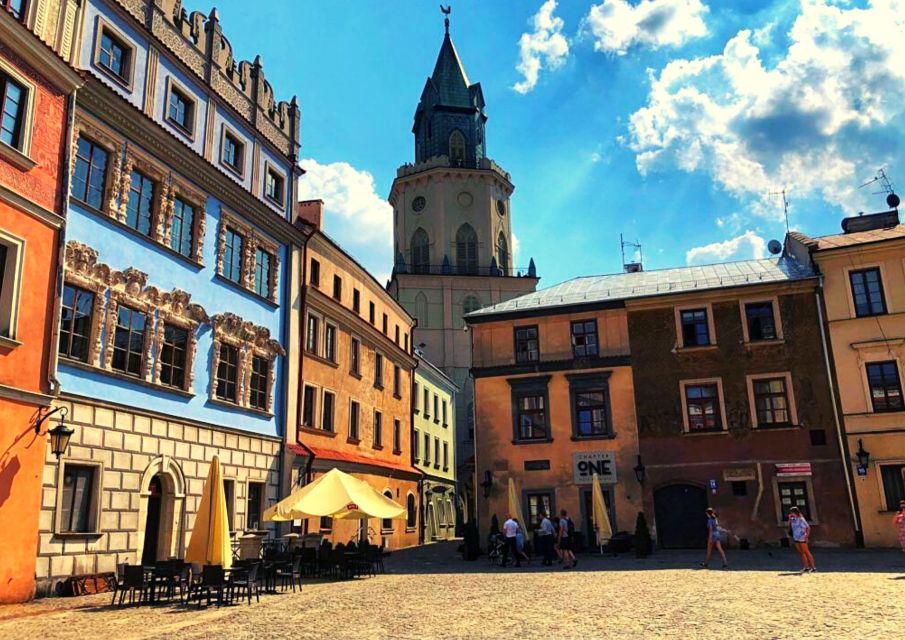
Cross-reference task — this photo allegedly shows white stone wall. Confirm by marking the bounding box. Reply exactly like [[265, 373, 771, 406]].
[[36, 397, 281, 592]]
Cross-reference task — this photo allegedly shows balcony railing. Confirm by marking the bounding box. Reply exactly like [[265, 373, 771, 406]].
[[394, 262, 537, 278]]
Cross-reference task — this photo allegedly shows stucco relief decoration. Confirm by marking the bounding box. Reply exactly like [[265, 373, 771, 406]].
[[159, 174, 176, 244], [70, 118, 123, 218], [102, 267, 154, 378], [153, 288, 209, 392], [63, 241, 115, 366], [217, 209, 280, 302], [210, 312, 284, 412]]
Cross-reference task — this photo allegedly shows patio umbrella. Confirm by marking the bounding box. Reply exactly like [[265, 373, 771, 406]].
[[262, 468, 405, 522], [185, 455, 232, 569], [592, 472, 613, 552], [507, 478, 527, 537]]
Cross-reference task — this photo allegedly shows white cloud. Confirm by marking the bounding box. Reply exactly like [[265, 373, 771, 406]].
[[513, 0, 570, 94], [686, 230, 766, 265], [511, 231, 521, 266], [628, 0, 905, 216], [297, 158, 393, 281], [583, 0, 709, 55]]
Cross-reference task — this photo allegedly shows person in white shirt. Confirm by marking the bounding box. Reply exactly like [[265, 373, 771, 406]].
[[537, 511, 555, 566], [502, 515, 521, 567]]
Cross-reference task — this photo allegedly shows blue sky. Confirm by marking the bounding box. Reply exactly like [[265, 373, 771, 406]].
[[214, 0, 905, 286]]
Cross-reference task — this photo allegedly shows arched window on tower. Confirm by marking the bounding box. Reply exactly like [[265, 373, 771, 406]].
[[462, 295, 481, 316], [411, 228, 430, 274], [497, 232, 509, 275], [456, 224, 478, 275], [449, 130, 466, 165], [415, 292, 429, 329]]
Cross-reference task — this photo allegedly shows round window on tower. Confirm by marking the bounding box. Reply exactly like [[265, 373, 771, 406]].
[[457, 192, 473, 208], [412, 196, 426, 213], [496, 199, 506, 216]]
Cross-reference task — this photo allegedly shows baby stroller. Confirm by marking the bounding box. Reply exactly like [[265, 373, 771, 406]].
[[487, 533, 507, 567]]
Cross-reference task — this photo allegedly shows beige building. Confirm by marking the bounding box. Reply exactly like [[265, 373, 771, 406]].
[[414, 354, 458, 540]]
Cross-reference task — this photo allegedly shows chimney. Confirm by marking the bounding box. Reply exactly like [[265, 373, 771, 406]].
[[841, 209, 899, 234], [295, 199, 324, 230]]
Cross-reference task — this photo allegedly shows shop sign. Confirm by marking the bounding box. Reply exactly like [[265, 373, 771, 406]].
[[723, 468, 756, 481], [776, 463, 811, 477], [573, 451, 616, 485]]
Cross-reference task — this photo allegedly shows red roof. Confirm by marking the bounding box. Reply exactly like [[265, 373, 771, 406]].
[[286, 444, 421, 475]]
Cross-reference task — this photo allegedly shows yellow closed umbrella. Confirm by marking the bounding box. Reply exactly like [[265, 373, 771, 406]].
[[592, 472, 613, 552], [185, 455, 232, 569], [507, 478, 527, 535], [263, 468, 405, 522]]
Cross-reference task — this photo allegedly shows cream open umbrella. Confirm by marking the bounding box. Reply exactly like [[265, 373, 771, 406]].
[[592, 472, 613, 552], [185, 455, 232, 569], [263, 468, 405, 522], [507, 478, 527, 537]]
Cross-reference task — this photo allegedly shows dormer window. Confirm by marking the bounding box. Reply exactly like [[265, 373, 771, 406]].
[[265, 166, 284, 204], [166, 83, 194, 136], [221, 129, 244, 175], [449, 130, 465, 164]]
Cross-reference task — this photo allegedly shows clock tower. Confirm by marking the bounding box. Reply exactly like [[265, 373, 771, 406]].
[[387, 17, 539, 523]]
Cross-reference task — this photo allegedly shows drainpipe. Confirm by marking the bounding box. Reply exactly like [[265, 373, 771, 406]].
[[294, 222, 316, 485], [815, 281, 863, 546]]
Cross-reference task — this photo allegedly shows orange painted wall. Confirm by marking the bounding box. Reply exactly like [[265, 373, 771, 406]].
[[0, 44, 68, 602]]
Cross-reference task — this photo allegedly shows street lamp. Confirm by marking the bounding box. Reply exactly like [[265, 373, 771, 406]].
[[35, 406, 74, 459], [856, 439, 871, 468], [633, 455, 646, 484]]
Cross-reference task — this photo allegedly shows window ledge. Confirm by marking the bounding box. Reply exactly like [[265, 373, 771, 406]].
[[0, 142, 37, 171], [676, 345, 718, 353], [53, 532, 104, 539], [306, 352, 338, 368], [0, 335, 23, 350], [380, 528, 394, 534], [394, 393, 402, 400], [94, 62, 133, 93], [208, 396, 273, 417], [219, 158, 244, 180], [570, 433, 617, 441], [372, 444, 384, 451], [298, 425, 337, 438], [166, 116, 196, 142], [743, 339, 785, 347], [753, 424, 800, 431], [60, 358, 195, 398], [511, 438, 554, 445], [374, 383, 384, 391], [392, 448, 403, 455], [347, 437, 361, 445], [214, 273, 278, 308], [683, 430, 729, 437], [349, 370, 362, 379], [405, 527, 417, 533]]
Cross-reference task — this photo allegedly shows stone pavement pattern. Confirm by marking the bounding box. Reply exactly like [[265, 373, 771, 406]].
[[1, 542, 902, 640]]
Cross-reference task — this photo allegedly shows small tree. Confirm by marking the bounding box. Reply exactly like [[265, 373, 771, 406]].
[[634, 511, 653, 558], [490, 514, 500, 537], [463, 519, 481, 560]]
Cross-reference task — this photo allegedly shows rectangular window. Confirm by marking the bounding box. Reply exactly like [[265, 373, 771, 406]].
[[169, 197, 195, 258], [369, 301, 375, 324], [405, 334, 409, 352], [59, 284, 94, 362], [867, 361, 904, 412], [302, 385, 316, 427], [159, 324, 188, 389], [125, 170, 155, 236], [526, 491, 554, 527], [246, 482, 264, 530], [382, 313, 388, 335], [59, 465, 96, 533], [223, 227, 244, 284], [305, 315, 319, 354], [515, 393, 548, 441], [880, 465, 905, 511], [442, 400, 448, 426], [374, 352, 384, 388], [433, 394, 439, 423], [393, 365, 401, 397], [777, 481, 811, 520], [265, 167, 284, 204], [349, 401, 360, 441], [309, 258, 320, 286], [3, 0, 26, 21], [350, 337, 360, 375], [322, 391, 335, 432], [434, 437, 440, 468], [413, 429, 420, 461], [514, 325, 539, 363], [0, 71, 25, 148], [216, 343, 239, 402], [423, 388, 430, 418], [393, 419, 401, 453], [443, 442, 449, 469], [221, 129, 243, 173], [571, 319, 599, 357], [423, 432, 431, 465], [352, 289, 360, 313], [71, 136, 108, 209], [111, 306, 145, 376], [680, 308, 710, 346], [249, 355, 268, 411], [745, 302, 777, 341], [97, 27, 131, 83], [324, 324, 336, 362], [574, 389, 610, 437], [333, 275, 342, 301], [753, 377, 791, 427], [850, 268, 887, 317], [395, 325, 400, 345], [414, 382, 420, 413], [373, 410, 382, 447], [319, 516, 333, 531], [254, 248, 273, 298], [684, 383, 722, 432], [167, 85, 194, 135]]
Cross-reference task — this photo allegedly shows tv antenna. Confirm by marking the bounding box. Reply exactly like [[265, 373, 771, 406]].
[[621, 234, 643, 273], [858, 168, 900, 210], [767, 188, 791, 233]]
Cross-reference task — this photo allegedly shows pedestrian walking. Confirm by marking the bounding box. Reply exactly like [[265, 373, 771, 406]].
[[502, 514, 521, 567], [788, 507, 816, 573], [536, 511, 555, 566], [701, 508, 728, 569], [550, 515, 563, 563], [894, 500, 905, 555], [558, 509, 576, 569]]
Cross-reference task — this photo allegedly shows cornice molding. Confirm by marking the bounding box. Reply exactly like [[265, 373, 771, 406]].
[[0, 182, 63, 228], [0, 11, 83, 92]]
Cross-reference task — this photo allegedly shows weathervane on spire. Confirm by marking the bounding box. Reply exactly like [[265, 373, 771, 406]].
[[440, 4, 451, 34]]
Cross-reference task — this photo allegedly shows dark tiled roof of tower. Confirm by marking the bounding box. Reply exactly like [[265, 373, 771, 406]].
[[429, 34, 473, 107], [467, 257, 815, 318]]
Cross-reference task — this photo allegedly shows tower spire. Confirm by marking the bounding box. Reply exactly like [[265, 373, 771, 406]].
[[441, 5, 451, 35]]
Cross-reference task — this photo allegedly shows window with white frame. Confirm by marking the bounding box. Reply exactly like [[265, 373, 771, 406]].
[[0, 230, 24, 343]]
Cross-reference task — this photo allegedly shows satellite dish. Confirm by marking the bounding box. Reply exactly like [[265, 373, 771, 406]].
[[767, 239, 783, 255], [888, 192, 901, 209]]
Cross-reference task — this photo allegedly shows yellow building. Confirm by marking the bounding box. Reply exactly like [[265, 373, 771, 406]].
[[414, 354, 458, 541], [789, 209, 905, 546]]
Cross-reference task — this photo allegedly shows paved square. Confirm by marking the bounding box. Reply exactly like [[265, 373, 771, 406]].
[[1, 543, 902, 639]]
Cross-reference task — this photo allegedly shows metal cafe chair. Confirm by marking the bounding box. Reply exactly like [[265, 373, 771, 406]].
[[274, 555, 302, 592], [116, 565, 149, 607], [186, 564, 226, 608], [228, 562, 260, 605]]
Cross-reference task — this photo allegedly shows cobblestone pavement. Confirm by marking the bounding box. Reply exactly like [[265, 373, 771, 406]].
[[2, 542, 903, 640]]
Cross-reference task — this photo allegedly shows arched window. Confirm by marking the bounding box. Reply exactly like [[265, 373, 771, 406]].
[[406, 493, 417, 529], [415, 292, 428, 329], [497, 232, 509, 275], [449, 130, 466, 165], [456, 224, 478, 275], [462, 294, 481, 318], [411, 228, 430, 274], [382, 491, 394, 531]]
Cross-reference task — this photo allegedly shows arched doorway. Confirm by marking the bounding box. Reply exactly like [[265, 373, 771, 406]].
[[653, 484, 708, 549], [137, 457, 186, 563], [141, 476, 163, 565]]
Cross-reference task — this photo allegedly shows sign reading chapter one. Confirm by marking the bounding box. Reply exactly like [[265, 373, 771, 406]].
[[776, 463, 812, 477], [573, 451, 616, 484]]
